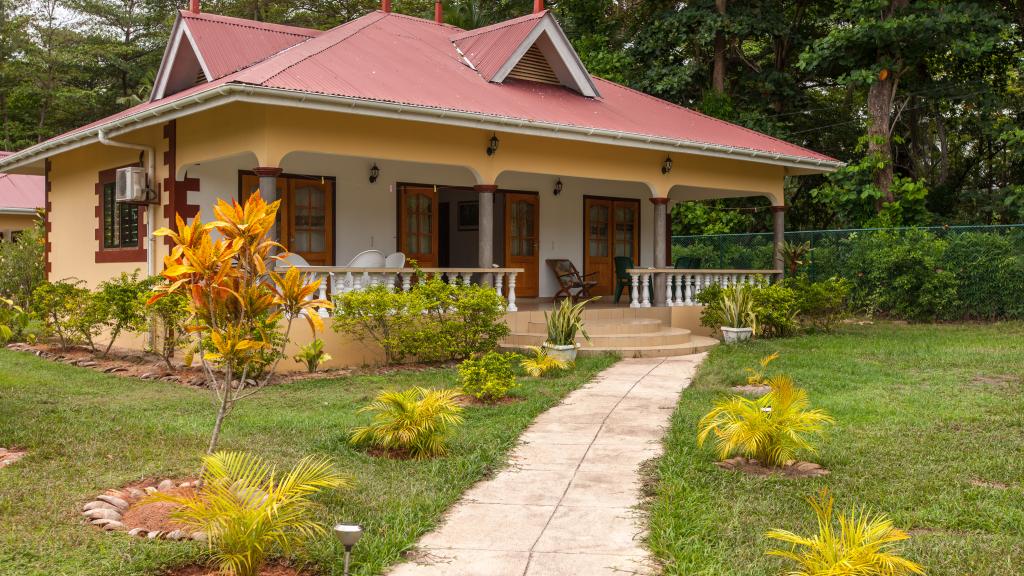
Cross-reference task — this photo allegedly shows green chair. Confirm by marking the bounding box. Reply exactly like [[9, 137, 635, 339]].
[[614, 256, 651, 304], [674, 256, 700, 269]]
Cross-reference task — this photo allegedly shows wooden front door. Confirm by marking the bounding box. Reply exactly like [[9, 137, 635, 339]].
[[240, 173, 334, 265], [505, 192, 540, 298], [287, 178, 333, 265], [584, 197, 639, 296], [398, 185, 439, 268]]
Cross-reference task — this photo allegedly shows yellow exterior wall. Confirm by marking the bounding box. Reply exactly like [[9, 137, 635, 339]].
[[0, 213, 40, 237]]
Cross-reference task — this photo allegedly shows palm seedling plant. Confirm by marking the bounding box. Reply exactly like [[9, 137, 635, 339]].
[[766, 488, 925, 576], [698, 374, 833, 468], [720, 284, 757, 343], [520, 345, 571, 377], [350, 387, 464, 459], [543, 296, 596, 362], [294, 338, 332, 373], [149, 451, 351, 576]]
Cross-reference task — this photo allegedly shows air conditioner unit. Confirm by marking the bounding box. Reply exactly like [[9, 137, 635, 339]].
[[115, 166, 152, 204]]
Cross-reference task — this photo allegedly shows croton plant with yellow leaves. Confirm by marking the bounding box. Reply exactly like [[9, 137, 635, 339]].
[[149, 194, 331, 454]]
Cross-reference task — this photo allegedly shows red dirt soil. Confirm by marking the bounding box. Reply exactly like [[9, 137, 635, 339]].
[[121, 486, 194, 532]]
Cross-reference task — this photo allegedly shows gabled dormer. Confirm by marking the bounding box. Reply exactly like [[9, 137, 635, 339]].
[[151, 10, 319, 101], [451, 11, 600, 98]]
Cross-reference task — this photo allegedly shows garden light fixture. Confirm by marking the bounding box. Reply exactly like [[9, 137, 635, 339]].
[[369, 163, 380, 183], [553, 178, 563, 196], [334, 523, 363, 576], [487, 133, 500, 156], [661, 155, 673, 175]]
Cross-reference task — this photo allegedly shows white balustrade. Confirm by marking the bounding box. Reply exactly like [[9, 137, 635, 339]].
[[290, 266, 523, 315], [625, 268, 782, 308]]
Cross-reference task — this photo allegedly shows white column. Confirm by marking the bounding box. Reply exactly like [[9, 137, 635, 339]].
[[476, 184, 496, 286], [630, 273, 640, 308], [650, 197, 669, 305]]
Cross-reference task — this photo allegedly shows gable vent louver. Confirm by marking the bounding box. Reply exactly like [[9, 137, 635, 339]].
[[506, 44, 559, 85]]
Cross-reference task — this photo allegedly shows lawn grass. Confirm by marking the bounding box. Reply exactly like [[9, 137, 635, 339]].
[[0, 350, 615, 576], [647, 322, 1024, 575]]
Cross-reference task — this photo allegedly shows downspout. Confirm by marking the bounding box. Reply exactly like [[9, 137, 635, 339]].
[[97, 129, 157, 278]]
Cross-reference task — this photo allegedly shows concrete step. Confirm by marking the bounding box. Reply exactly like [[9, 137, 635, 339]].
[[500, 336, 718, 358], [505, 327, 692, 348], [526, 318, 665, 335]]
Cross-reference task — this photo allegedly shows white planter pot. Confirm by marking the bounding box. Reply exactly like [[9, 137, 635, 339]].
[[543, 342, 579, 363], [721, 326, 753, 344]]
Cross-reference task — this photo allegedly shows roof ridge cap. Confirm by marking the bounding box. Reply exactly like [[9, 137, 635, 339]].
[[376, 9, 464, 30], [180, 9, 319, 37], [594, 78, 838, 162], [252, 12, 387, 86], [450, 10, 545, 41]]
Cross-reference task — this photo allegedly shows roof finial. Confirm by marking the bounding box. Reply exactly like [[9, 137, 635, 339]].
[[534, 0, 543, 13], [435, 1, 443, 23], [381, 0, 391, 12], [189, 0, 200, 14]]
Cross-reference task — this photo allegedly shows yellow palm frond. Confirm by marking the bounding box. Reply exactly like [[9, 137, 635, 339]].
[[520, 346, 570, 377], [351, 387, 464, 459], [766, 488, 926, 576]]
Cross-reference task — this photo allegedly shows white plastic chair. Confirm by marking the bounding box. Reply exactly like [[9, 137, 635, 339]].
[[384, 252, 406, 268], [345, 249, 385, 268], [277, 252, 311, 269]]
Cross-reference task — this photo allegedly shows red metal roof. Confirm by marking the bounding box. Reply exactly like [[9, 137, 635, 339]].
[[5, 10, 838, 168], [451, 11, 545, 81], [181, 10, 320, 80], [0, 153, 44, 210]]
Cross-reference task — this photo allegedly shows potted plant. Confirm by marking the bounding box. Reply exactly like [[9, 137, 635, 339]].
[[543, 297, 595, 362], [720, 285, 756, 343]]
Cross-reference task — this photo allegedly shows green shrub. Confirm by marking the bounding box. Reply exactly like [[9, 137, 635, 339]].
[[332, 284, 425, 364], [545, 296, 595, 346], [0, 296, 41, 344], [350, 387, 464, 459], [333, 278, 510, 365], [750, 282, 799, 337], [410, 277, 510, 361], [784, 275, 851, 332], [942, 232, 1024, 319], [846, 229, 958, 321], [293, 338, 331, 373], [457, 351, 519, 402], [31, 279, 95, 350], [147, 290, 191, 369], [0, 220, 45, 309], [94, 271, 153, 356]]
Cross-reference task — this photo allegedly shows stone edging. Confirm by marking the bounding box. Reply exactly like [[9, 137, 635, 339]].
[[81, 479, 207, 541]]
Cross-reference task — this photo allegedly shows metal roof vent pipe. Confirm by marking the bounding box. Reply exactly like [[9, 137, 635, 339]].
[[435, 1, 442, 23], [381, 0, 391, 12], [534, 0, 543, 13]]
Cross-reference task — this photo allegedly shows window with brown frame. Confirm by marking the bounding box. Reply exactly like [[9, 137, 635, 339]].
[[95, 166, 146, 263]]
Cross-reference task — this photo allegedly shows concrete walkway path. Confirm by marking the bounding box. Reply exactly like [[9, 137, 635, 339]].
[[389, 355, 704, 576]]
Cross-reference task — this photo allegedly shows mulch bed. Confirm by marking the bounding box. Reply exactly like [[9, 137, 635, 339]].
[[81, 478, 205, 540], [729, 385, 771, 397], [169, 564, 303, 576], [6, 342, 460, 387], [715, 456, 830, 478], [0, 447, 27, 468]]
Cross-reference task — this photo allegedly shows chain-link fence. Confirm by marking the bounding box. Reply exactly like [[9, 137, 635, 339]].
[[671, 224, 1024, 280]]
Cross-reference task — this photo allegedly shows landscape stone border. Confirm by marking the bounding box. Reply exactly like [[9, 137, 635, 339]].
[[716, 456, 830, 478], [82, 479, 207, 541]]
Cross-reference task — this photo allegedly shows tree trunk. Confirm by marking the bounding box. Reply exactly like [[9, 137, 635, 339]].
[[711, 0, 727, 94], [867, 73, 896, 204]]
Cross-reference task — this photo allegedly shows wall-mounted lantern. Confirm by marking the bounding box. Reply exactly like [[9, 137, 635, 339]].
[[553, 178, 563, 196], [486, 133, 500, 156], [369, 163, 380, 184], [661, 156, 673, 175]]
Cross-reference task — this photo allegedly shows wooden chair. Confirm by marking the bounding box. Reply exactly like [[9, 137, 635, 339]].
[[546, 259, 598, 301]]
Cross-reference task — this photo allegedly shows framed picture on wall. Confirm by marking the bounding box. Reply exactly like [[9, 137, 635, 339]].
[[457, 201, 479, 231]]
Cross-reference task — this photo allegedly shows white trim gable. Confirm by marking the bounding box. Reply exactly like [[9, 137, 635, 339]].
[[491, 15, 599, 98], [150, 17, 213, 102]]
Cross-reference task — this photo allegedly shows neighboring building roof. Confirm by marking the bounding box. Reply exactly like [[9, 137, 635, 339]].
[[0, 9, 842, 175], [0, 152, 44, 213]]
